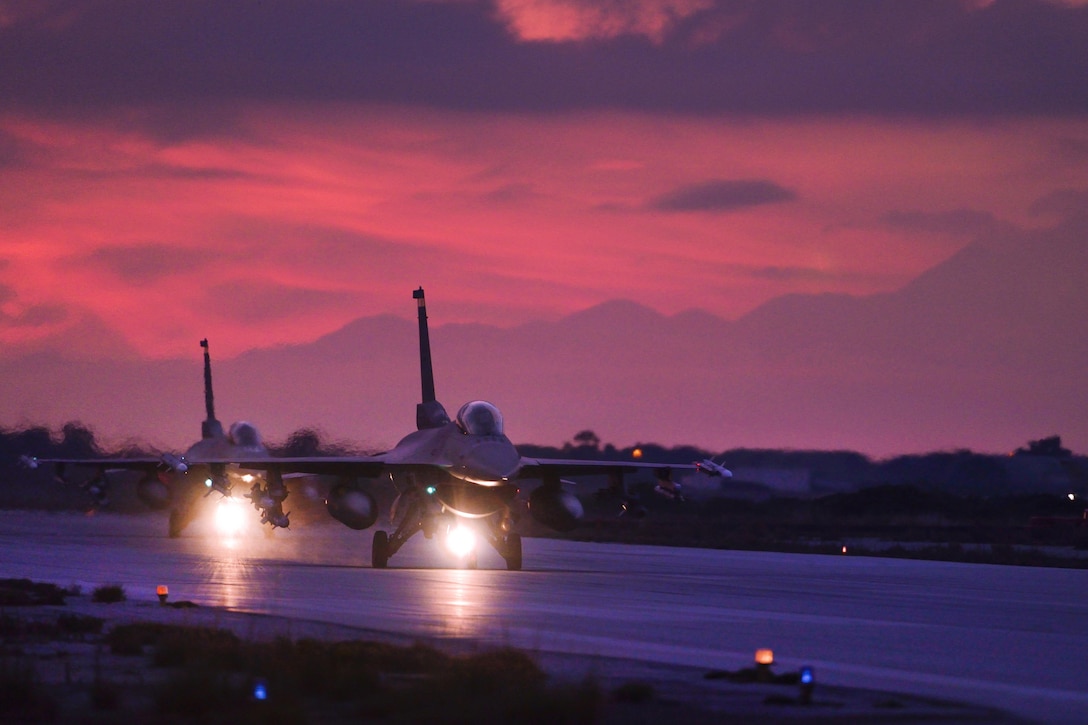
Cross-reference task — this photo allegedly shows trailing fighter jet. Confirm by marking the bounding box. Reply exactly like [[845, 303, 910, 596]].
[[23, 340, 280, 536], [234, 288, 727, 570]]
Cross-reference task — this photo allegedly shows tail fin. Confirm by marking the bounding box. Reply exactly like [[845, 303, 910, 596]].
[[413, 288, 450, 430], [415, 288, 436, 404], [200, 339, 225, 439]]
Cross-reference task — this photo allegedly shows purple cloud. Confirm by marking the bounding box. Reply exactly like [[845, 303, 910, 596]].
[[0, 1, 1086, 125], [650, 179, 796, 212], [880, 209, 998, 236]]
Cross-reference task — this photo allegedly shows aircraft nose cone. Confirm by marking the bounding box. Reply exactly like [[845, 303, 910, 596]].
[[460, 441, 521, 483]]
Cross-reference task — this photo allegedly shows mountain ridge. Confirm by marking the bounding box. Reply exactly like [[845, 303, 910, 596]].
[[1, 216, 1085, 456]]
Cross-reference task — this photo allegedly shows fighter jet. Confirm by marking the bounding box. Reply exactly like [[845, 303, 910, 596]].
[[23, 340, 279, 536], [234, 288, 727, 570]]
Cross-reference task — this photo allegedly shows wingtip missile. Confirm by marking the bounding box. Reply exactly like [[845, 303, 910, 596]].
[[696, 459, 732, 477], [159, 453, 189, 474]]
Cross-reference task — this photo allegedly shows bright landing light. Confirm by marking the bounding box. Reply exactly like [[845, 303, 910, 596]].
[[215, 498, 248, 537], [445, 525, 477, 558]]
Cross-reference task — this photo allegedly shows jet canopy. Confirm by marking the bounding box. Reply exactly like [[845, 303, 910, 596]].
[[456, 400, 504, 436]]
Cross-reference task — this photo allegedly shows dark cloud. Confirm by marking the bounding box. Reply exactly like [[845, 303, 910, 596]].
[[112, 104, 254, 145], [229, 222, 429, 266], [0, 1, 1086, 122], [58, 163, 254, 183], [223, 221, 497, 292], [0, 130, 29, 169], [1055, 135, 1088, 161], [650, 179, 796, 212], [747, 266, 850, 282], [201, 281, 356, 324], [0, 302, 68, 328], [483, 183, 539, 204], [0, 127, 63, 171], [1029, 188, 1088, 220], [880, 209, 998, 236], [140, 163, 253, 182], [81, 245, 231, 283]]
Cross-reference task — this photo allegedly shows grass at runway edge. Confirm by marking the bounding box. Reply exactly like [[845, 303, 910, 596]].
[[1, 580, 628, 724], [3, 619, 602, 723], [1, 580, 1022, 724]]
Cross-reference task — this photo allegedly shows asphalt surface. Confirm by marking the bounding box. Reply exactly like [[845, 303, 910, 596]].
[[1, 509, 1085, 723]]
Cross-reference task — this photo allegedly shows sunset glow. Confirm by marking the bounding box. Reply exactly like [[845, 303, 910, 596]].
[[2, 109, 1080, 358], [0, 1, 1085, 455]]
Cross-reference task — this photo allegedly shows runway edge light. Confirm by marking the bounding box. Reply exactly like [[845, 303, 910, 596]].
[[755, 648, 774, 681], [799, 666, 814, 704], [156, 585, 168, 604]]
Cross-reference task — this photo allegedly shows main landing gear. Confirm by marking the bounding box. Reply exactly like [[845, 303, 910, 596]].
[[369, 488, 523, 570], [496, 532, 522, 571], [372, 530, 390, 569]]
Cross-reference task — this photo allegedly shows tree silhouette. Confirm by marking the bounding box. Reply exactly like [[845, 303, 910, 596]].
[[1016, 435, 1072, 458], [571, 430, 600, 450], [276, 428, 324, 457], [59, 422, 100, 458]]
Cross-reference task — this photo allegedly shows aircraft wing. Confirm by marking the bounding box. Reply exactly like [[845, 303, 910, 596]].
[[21, 455, 178, 474], [516, 457, 694, 479], [30, 454, 392, 479], [31, 453, 702, 482], [235, 456, 387, 478], [232, 455, 695, 480], [232, 455, 689, 480]]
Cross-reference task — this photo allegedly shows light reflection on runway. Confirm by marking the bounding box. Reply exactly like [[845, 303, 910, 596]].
[[2, 510, 1087, 724]]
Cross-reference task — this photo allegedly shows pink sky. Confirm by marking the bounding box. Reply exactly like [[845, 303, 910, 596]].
[[0, 1, 1086, 454], [3, 110, 1083, 359]]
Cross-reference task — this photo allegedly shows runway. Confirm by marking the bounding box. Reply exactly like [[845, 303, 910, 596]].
[[1, 509, 1086, 723]]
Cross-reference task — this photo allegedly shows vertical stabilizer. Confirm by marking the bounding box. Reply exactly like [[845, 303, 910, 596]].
[[415, 288, 436, 404], [413, 288, 450, 430], [200, 339, 225, 439]]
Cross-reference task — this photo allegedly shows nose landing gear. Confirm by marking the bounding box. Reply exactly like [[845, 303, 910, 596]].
[[370, 490, 524, 570]]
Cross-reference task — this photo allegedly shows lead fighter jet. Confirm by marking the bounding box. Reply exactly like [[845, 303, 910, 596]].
[[235, 288, 727, 570]]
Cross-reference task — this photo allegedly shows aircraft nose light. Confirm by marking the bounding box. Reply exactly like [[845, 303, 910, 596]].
[[444, 525, 477, 558]]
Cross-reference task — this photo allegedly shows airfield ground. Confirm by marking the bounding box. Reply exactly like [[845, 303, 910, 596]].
[[2, 582, 1020, 724]]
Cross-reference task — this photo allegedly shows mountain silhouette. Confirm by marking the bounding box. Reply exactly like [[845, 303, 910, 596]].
[[2, 215, 1084, 457]]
